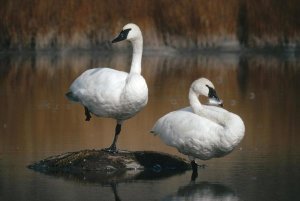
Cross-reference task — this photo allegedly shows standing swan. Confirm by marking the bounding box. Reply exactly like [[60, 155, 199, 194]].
[[151, 78, 245, 177], [66, 23, 148, 153]]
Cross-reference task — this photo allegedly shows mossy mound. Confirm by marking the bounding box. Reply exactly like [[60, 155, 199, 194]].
[[28, 150, 191, 183]]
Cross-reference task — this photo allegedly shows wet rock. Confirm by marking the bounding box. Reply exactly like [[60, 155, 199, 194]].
[[28, 150, 191, 183]]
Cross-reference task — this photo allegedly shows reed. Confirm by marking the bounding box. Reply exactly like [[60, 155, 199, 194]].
[[0, 0, 299, 51]]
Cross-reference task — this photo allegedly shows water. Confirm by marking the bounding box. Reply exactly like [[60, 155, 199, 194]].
[[0, 51, 300, 201]]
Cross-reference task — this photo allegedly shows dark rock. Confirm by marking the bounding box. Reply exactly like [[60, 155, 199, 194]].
[[28, 150, 191, 184]]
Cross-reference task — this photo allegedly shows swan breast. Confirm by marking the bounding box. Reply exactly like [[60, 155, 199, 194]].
[[120, 73, 148, 118]]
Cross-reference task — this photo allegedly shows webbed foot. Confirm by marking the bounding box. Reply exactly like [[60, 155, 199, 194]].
[[102, 146, 118, 154]]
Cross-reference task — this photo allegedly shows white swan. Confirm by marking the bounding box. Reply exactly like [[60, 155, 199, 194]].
[[66, 23, 148, 153], [151, 78, 245, 175]]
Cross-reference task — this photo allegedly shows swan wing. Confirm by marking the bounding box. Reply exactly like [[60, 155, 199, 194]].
[[67, 68, 128, 116], [152, 110, 224, 159]]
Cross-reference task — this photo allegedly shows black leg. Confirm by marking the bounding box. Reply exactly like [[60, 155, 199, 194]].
[[84, 106, 91, 121], [191, 160, 198, 181], [103, 123, 122, 153]]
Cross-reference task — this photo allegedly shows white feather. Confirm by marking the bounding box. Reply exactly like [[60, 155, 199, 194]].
[[66, 23, 148, 122], [151, 78, 245, 161]]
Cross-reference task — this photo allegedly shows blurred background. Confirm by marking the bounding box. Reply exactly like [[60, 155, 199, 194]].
[[0, 0, 299, 51]]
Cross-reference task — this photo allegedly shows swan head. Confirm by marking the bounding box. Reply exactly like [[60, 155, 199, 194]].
[[191, 78, 223, 107], [112, 23, 142, 43]]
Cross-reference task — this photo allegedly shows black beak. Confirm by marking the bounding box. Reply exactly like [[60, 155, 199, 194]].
[[207, 85, 223, 107], [112, 28, 131, 43]]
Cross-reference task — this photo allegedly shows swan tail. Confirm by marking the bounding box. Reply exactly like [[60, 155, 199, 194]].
[[65, 91, 79, 102], [150, 130, 158, 136]]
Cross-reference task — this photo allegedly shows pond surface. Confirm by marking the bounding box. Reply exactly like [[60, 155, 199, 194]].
[[0, 51, 300, 201]]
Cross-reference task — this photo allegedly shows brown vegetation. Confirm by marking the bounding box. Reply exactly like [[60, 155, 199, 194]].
[[0, 0, 299, 50]]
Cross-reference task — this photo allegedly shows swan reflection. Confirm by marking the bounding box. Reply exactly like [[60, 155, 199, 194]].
[[163, 181, 239, 201]]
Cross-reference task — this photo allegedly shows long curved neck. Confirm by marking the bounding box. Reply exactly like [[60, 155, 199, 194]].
[[130, 37, 143, 74], [189, 89, 226, 127], [189, 89, 203, 114]]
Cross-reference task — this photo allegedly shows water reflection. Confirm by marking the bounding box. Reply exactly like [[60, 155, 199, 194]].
[[0, 52, 300, 201], [106, 180, 239, 201], [110, 183, 121, 201], [36, 166, 187, 185], [164, 181, 239, 201], [1, 52, 299, 156]]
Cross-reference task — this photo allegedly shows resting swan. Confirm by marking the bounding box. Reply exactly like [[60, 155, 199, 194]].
[[151, 78, 245, 175], [66, 23, 148, 153]]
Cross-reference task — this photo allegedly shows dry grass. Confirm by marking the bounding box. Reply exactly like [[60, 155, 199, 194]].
[[0, 0, 299, 50]]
